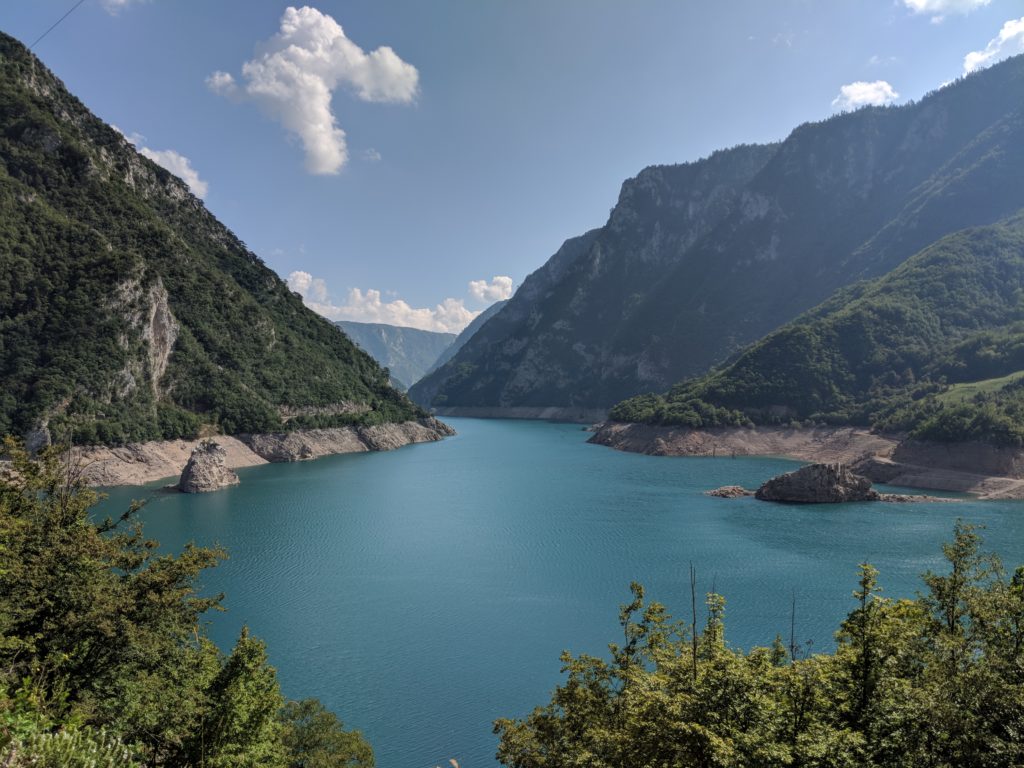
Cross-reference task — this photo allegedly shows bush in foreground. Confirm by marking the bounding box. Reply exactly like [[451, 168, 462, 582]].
[[496, 523, 1024, 767], [0, 439, 372, 767]]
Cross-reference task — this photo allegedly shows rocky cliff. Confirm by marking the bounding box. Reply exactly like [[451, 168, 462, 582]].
[[421, 300, 509, 381], [177, 441, 240, 493], [412, 54, 1024, 414]]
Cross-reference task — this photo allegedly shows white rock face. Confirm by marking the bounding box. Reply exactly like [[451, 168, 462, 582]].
[[178, 441, 240, 493]]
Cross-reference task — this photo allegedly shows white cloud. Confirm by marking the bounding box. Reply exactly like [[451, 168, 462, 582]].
[[101, 0, 148, 14], [205, 71, 238, 98], [138, 147, 209, 198], [286, 270, 329, 303], [903, 0, 990, 22], [363, 148, 382, 162], [207, 6, 419, 174], [113, 126, 209, 198], [831, 80, 900, 111], [468, 275, 514, 303], [963, 17, 1024, 73], [867, 54, 899, 67], [287, 271, 479, 333]]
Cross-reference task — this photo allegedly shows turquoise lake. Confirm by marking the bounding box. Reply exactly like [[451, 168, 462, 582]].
[[96, 418, 1024, 768]]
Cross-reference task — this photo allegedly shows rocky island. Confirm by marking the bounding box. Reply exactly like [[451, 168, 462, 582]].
[[177, 441, 240, 493], [707, 462, 955, 504]]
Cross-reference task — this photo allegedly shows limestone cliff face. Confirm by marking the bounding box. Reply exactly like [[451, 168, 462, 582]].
[[239, 418, 455, 462], [77, 418, 455, 488], [411, 146, 778, 410], [412, 54, 1024, 413], [178, 441, 240, 493], [892, 440, 1024, 478]]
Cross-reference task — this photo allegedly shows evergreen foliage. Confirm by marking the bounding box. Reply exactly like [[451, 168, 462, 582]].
[[2, 728, 140, 767], [496, 523, 1024, 767], [0, 32, 420, 446], [0, 440, 373, 767]]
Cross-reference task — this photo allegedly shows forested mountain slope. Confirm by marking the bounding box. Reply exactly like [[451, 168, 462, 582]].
[[0, 32, 421, 446], [335, 321, 454, 390], [610, 213, 1024, 446], [412, 53, 1024, 412]]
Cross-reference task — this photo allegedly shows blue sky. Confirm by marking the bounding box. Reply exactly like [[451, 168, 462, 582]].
[[2, 0, 1023, 331]]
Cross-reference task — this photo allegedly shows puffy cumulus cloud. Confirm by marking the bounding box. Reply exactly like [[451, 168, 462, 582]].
[[114, 127, 209, 198], [285, 270, 329, 303], [468, 275, 514, 303], [903, 0, 990, 22], [832, 80, 899, 111], [207, 6, 418, 174], [287, 271, 479, 333], [138, 147, 209, 198], [963, 17, 1024, 73]]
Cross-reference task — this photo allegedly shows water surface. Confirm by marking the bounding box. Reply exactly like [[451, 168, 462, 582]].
[[97, 418, 1024, 768]]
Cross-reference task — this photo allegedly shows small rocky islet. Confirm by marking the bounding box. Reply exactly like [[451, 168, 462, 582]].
[[707, 462, 955, 504]]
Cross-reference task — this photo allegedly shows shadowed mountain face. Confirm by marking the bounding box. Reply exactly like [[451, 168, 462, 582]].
[[610, 212, 1024, 440], [0, 32, 420, 445], [425, 299, 508, 377], [334, 321, 455, 390], [411, 55, 1024, 413]]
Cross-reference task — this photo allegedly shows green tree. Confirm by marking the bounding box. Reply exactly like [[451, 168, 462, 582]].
[[190, 628, 286, 768], [0, 440, 373, 767], [280, 699, 374, 768], [496, 526, 1024, 768]]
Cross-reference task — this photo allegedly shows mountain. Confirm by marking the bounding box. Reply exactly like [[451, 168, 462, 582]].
[[334, 321, 455, 390], [412, 54, 1024, 414], [412, 299, 508, 399], [0, 32, 422, 446], [609, 212, 1024, 446]]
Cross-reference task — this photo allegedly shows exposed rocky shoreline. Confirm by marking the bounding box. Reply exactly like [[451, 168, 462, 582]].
[[73, 418, 455, 488], [589, 422, 1024, 500]]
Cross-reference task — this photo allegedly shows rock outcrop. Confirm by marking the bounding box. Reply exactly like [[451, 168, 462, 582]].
[[706, 485, 753, 498], [755, 463, 879, 504], [178, 441, 240, 493]]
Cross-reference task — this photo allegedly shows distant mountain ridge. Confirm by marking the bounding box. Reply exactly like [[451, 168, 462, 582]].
[[334, 321, 455, 390], [411, 54, 1024, 413], [0, 31, 422, 445], [609, 212, 1024, 446]]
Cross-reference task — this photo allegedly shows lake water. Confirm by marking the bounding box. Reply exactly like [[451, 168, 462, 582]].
[[96, 418, 1024, 768]]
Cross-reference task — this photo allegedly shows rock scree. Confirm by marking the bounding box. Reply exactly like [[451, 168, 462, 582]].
[[755, 462, 880, 503], [177, 441, 241, 493]]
